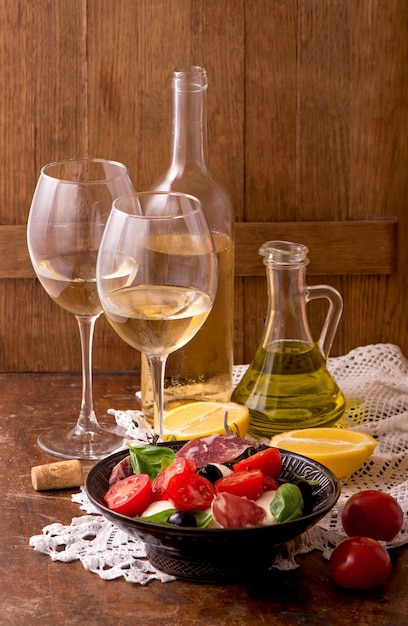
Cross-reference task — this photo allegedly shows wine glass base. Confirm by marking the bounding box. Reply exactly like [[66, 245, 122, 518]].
[[37, 422, 126, 460]]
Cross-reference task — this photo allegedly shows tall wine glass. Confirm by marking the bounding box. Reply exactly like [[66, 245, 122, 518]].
[[27, 158, 135, 459], [96, 191, 217, 441]]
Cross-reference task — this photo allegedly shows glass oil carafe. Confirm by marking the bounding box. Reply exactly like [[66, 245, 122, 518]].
[[141, 66, 234, 419], [231, 241, 346, 438]]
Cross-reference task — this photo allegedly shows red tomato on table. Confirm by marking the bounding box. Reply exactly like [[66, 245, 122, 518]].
[[232, 447, 282, 478], [342, 490, 404, 542], [104, 474, 153, 517], [215, 469, 264, 500], [329, 536, 392, 590]]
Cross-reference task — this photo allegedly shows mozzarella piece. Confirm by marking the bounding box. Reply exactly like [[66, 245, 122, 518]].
[[255, 490, 278, 526], [141, 499, 174, 517], [211, 463, 233, 477]]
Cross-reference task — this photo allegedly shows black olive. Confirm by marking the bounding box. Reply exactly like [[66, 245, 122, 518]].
[[167, 511, 197, 528], [197, 464, 224, 483], [278, 478, 316, 516]]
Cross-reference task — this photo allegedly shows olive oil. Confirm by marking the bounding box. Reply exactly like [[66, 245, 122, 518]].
[[232, 340, 345, 438], [231, 240, 345, 438]]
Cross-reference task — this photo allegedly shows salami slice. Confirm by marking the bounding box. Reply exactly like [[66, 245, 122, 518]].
[[109, 455, 133, 485], [176, 434, 254, 467], [212, 491, 266, 528]]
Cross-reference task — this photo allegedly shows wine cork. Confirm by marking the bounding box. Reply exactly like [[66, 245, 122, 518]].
[[31, 459, 83, 491]]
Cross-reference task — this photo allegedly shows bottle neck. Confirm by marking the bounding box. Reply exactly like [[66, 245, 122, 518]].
[[263, 263, 314, 346], [170, 67, 208, 170]]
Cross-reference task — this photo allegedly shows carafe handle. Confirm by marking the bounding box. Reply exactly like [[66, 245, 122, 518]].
[[306, 285, 343, 359]]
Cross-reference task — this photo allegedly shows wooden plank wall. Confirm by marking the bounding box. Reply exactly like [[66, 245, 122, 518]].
[[0, 0, 407, 373]]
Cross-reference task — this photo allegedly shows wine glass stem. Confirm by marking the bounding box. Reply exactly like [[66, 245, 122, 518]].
[[76, 315, 99, 433], [148, 354, 168, 442]]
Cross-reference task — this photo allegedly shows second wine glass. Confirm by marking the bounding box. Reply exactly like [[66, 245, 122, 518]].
[[96, 191, 217, 440]]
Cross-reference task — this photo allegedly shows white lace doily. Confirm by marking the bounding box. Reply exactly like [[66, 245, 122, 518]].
[[30, 343, 408, 585]]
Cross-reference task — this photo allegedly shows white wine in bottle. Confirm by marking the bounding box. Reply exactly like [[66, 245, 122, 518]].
[[141, 66, 235, 419]]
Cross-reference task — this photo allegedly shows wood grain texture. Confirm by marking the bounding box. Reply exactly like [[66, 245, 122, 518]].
[[86, 0, 245, 207], [0, 0, 88, 372], [1, 371, 407, 624], [0, 0, 407, 371], [234, 220, 397, 276], [297, 0, 350, 220], [0, 219, 396, 278]]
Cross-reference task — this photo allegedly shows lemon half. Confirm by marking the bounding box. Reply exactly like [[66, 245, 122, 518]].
[[270, 427, 377, 479], [162, 401, 249, 441]]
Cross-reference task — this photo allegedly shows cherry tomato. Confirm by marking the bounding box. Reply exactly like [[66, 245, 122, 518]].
[[263, 475, 280, 492], [329, 536, 392, 590], [167, 471, 215, 511], [215, 469, 264, 500], [152, 457, 196, 501], [232, 446, 282, 478], [104, 474, 153, 517], [342, 490, 404, 541]]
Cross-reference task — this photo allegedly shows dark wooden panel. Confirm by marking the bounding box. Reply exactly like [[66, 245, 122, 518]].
[[1, 1, 408, 372], [297, 0, 350, 220], [241, 0, 408, 363], [235, 219, 398, 276], [347, 0, 408, 364], [1, 217, 397, 369], [0, 226, 34, 279], [245, 0, 297, 221], [86, 0, 245, 216], [0, 1, 87, 225], [0, 0, 89, 373], [0, 219, 397, 279]]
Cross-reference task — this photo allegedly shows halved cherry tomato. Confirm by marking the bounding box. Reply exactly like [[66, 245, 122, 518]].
[[263, 475, 280, 492], [167, 471, 215, 511], [152, 457, 196, 501], [329, 536, 392, 590], [342, 490, 404, 542], [232, 447, 282, 478], [104, 474, 153, 517], [215, 469, 264, 500]]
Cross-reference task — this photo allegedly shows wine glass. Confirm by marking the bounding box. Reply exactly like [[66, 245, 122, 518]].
[[96, 191, 217, 441], [27, 158, 135, 459]]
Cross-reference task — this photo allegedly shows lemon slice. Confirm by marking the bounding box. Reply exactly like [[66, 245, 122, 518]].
[[162, 401, 250, 441], [269, 428, 377, 479]]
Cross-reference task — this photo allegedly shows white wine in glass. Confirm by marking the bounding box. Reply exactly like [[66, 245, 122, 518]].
[[96, 191, 217, 441], [27, 157, 135, 459]]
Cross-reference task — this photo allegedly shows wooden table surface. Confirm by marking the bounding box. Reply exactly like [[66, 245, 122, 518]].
[[1, 372, 407, 626]]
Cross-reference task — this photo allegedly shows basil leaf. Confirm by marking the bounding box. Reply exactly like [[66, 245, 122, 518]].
[[270, 483, 304, 523], [138, 508, 177, 524], [193, 510, 213, 529], [138, 508, 213, 529], [127, 443, 176, 480]]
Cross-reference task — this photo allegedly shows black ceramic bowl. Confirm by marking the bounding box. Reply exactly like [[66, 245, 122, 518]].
[[85, 442, 340, 583]]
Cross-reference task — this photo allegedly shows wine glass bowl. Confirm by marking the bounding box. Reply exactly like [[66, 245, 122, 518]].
[[27, 158, 135, 459], [96, 191, 217, 440]]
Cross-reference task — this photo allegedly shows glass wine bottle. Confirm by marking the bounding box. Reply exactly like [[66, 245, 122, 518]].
[[141, 66, 235, 418]]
